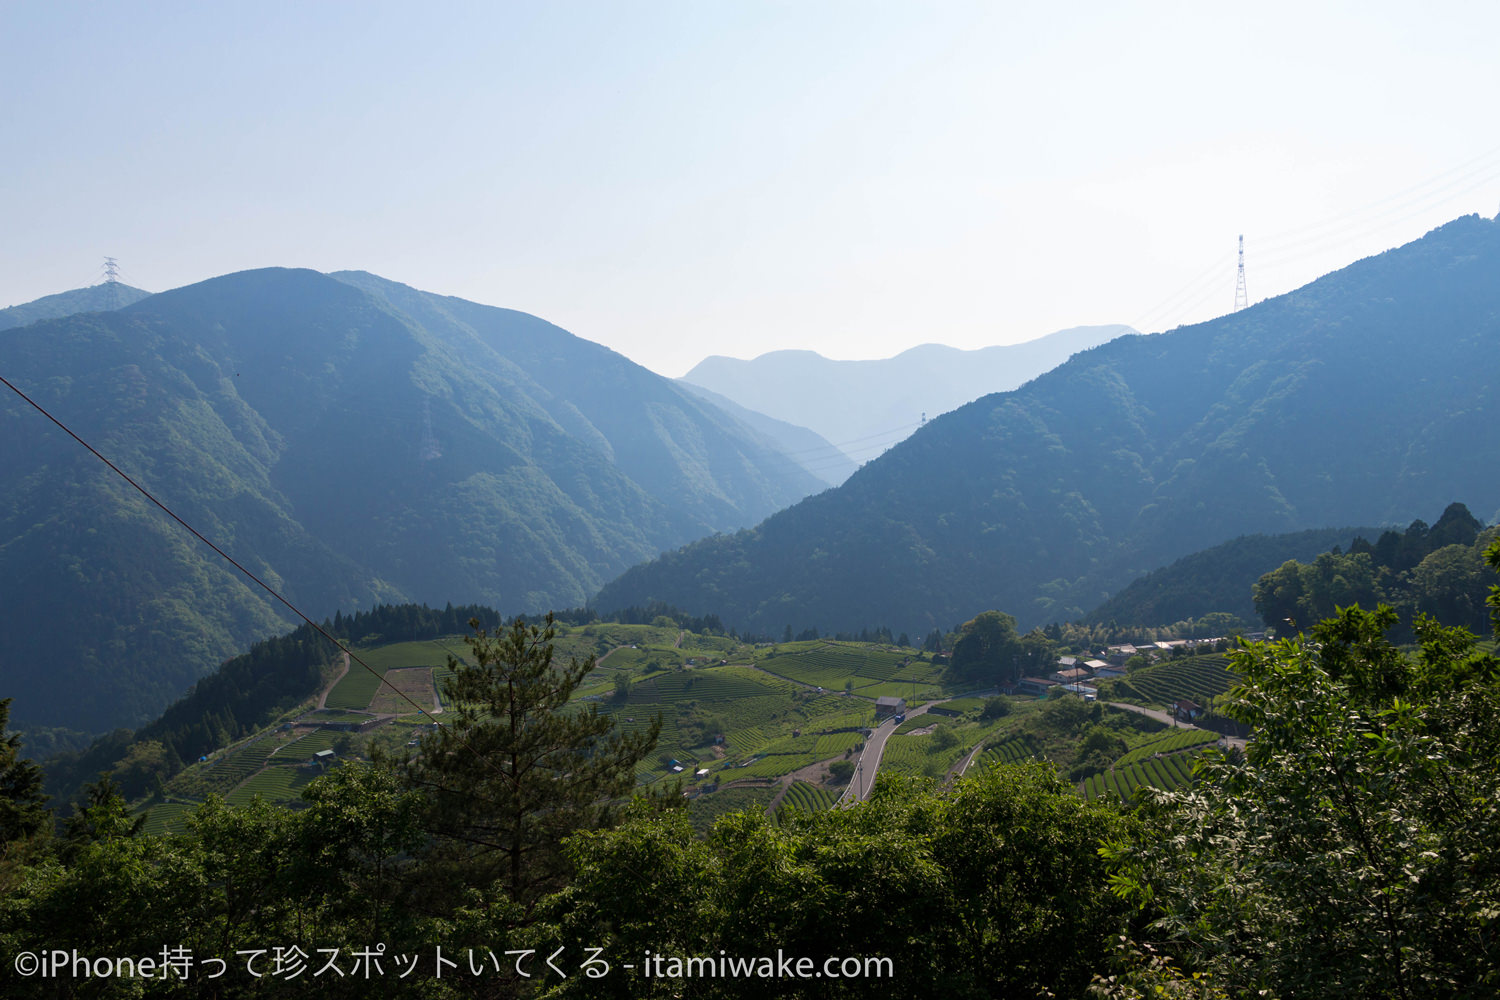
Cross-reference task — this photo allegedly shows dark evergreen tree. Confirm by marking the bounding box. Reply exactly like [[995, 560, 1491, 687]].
[[0, 698, 48, 848], [61, 774, 144, 858], [404, 615, 660, 924]]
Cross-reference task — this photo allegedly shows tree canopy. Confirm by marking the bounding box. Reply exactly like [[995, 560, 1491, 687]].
[[1105, 537, 1500, 998], [405, 614, 661, 924]]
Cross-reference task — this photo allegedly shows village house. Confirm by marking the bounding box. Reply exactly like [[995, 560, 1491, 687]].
[[1172, 699, 1205, 723], [1059, 682, 1099, 701]]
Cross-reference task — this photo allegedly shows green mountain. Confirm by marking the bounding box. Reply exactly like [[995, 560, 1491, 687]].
[[596, 214, 1500, 635], [0, 268, 823, 733], [0, 282, 152, 330]]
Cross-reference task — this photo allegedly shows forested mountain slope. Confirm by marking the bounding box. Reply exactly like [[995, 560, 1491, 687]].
[[0, 268, 822, 732], [1082, 526, 1376, 627], [674, 380, 857, 486], [0, 282, 152, 330], [597, 214, 1500, 635]]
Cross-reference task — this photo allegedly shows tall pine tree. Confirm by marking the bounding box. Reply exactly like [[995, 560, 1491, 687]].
[[405, 614, 660, 924]]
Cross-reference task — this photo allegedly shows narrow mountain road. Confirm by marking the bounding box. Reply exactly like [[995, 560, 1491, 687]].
[[954, 742, 986, 778], [840, 701, 945, 804], [317, 651, 351, 710], [1107, 700, 1245, 750], [1107, 701, 1193, 729]]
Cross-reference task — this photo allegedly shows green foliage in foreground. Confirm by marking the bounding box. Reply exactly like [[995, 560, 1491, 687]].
[[553, 763, 1131, 1000], [1105, 598, 1500, 998]]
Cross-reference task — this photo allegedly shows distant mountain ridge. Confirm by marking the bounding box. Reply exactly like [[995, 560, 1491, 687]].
[[598, 214, 1500, 636], [679, 324, 1135, 468], [0, 269, 824, 732]]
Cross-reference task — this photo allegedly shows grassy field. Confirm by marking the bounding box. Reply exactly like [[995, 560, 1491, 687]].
[[316, 629, 962, 789], [136, 625, 1074, 835]]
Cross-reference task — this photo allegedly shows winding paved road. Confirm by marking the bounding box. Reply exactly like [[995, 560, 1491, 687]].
[[840, 702, 941, 803]]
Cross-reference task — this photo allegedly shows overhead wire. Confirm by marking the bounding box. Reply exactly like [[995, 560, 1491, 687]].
[[1254, 141, 1500, 258], [1129, 252, 1236, 333], [786, 422, 921, 460], [1128, 145, 1500, 334]]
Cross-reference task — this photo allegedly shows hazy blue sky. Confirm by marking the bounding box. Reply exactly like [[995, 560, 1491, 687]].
[[3, 1, 1498, 375]]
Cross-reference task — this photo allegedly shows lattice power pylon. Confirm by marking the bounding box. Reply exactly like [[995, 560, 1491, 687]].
[[102, 257, 121, 309], [1234, 235, 1248, 311]]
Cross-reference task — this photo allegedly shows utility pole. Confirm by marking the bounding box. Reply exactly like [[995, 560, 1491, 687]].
[[1234, 235, 1248, 312]]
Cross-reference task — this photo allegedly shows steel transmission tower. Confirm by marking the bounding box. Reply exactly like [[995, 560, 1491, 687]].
[[102, 257, 121, 309], [1233, 235, 1248, 311]]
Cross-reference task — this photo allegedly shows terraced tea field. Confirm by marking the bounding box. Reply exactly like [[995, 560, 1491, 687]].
[[1099, 654, 1241, 709], [686, 783, 779, 835], [975, 733, 1042, 769], [726, 752, 822, 779], [1115, 728, 1218, 765], [1081, 752, 1199, 802], [227, 765, 315, 807], [777, 780, 838, 815], [139, 801, 197, 837], [631, 668, 791, 703], [813, 731, 863, 756], [755, 642, 933, 694], [192, 733, 293, 794]]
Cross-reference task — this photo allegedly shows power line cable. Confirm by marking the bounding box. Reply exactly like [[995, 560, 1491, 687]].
[[1255, 141, 1500, 256], [1127, 146, 1500, 334]]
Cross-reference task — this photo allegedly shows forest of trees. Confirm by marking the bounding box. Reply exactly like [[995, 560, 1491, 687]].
[[1254, 502, 1495, 637]]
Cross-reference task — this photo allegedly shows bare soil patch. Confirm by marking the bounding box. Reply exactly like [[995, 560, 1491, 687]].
[[368, 667, 438, 714]]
